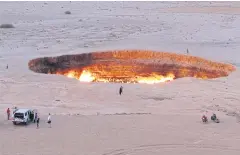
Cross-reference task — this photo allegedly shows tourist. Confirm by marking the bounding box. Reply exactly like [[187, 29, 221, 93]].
[[211, 113, 217, 121], [13, 107, 18, 114], [36, 118, 40, 128], [211, 113, 219, 123], [119, 86, 123, 95], [6, 108, 10, 120], [35, 112, 38, 123], [202, 114, 208, 123], [47, 113, 51, 128]]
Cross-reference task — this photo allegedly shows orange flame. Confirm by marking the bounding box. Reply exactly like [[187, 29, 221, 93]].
[[62, 69, 175, 84], [136, 73, 175, 84], [79, 70, 95, 82], [65, 71, 76, 78]]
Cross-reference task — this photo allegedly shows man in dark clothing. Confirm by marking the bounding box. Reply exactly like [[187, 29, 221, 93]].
[[119, 86, 123, 95], [211, 113, 217, 121], [186, 48, 189, 55], [34, 113, 38, 123], [36, 118, 40, 128]]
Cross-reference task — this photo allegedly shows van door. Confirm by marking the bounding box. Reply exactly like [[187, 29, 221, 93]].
[[25, 112, 28, 121]]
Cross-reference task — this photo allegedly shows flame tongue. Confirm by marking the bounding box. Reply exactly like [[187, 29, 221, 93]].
[[79, 70, 95, 82], [136, 73, 175, 84], [65, 71, 76, 78]]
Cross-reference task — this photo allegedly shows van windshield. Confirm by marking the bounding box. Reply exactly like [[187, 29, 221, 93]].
[[14, 113, 24, 119]]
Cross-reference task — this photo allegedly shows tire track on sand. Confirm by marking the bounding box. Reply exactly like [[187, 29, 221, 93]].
[[102, 143, 240, 155]]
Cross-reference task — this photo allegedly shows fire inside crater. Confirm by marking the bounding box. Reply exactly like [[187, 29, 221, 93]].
[[28, 50, 236, 84]]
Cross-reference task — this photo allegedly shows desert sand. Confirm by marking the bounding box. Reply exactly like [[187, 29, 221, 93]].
[[0, 1, 240, 155]]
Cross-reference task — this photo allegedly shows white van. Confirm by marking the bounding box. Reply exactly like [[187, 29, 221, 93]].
[[12, 108, 37, 125]]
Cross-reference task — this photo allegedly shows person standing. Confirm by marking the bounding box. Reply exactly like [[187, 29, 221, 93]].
[[13, 107, 18, 114], [36, 118, 40, 128], [34, 112, 38, 123], [6, 108, 10, 120], [47, 113, 51, 128], [119, 86, 123, 95]]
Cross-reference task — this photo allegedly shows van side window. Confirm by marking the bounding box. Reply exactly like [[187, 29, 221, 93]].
[[25, 112, 27, 116]]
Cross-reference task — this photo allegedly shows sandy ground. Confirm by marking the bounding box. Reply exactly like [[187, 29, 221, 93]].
[[0, 1, 240, 155]]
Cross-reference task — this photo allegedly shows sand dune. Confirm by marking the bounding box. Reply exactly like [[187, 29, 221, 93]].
[[0, 1, 240, 155]]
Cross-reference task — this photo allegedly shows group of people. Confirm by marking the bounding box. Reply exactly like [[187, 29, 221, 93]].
[[6, 108, 52, 128], [4, 85, 122, 128], [202, 112, 219, 123], [34, 113, 52, 128]]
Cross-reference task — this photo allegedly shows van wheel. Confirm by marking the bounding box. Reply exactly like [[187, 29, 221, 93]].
[[13, 122, 17, 125]]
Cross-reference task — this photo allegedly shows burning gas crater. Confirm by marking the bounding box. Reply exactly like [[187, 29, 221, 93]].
[[28, 50, 236, 84]]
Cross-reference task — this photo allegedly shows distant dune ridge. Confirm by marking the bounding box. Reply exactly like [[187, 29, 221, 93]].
[[0, 23, 14, 28]]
